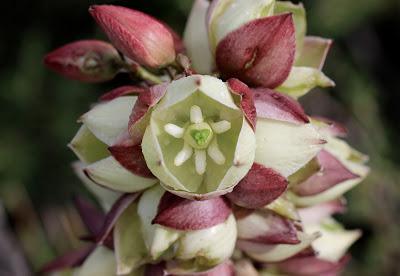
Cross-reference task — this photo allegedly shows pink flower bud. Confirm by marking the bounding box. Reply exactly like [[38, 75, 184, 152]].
[[44, 40, 122, 83], [89, 5, 176, 68]]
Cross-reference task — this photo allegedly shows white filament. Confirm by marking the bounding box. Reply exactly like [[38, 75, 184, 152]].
[[207, 138, 225, 165], [174, 142, 193, 166], [164, 123, 185, 138], [195, 150, 207, 175], [211, 120, 231, 134], [190, 105, 203, 124]]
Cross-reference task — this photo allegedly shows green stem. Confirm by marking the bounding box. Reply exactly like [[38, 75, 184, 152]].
[[135, 66, 163, 85]]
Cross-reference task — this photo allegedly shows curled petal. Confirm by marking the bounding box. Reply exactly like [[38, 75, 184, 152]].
[[293, 150, 359, 196], [226, 163, 288, 209], [44, 40, 121, 83], [108, 132, 154, 178], [253, 88, 309, 124], [89, 5, 175, 67], [237, 210, 300, 244], [152, 192, 231, 231], [96, 193, 139, 245], [216, 14, 295, 88], [296, 36, 333, 70], [238, 232, 321, 263], [99, 86, 146, 102], [129, 83, 168, 144], [227, 78, 257, 129]]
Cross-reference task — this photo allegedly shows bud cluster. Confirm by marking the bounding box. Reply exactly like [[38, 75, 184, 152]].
[[42, 1, 369, 275]]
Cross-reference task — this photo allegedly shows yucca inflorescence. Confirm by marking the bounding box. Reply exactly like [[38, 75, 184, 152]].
[[42, 1, 369, 275]]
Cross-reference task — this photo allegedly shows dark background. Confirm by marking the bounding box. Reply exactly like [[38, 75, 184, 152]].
[[0, 0, 399, 275]]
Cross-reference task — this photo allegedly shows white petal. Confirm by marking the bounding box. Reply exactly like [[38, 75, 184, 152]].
[[174, 143, 193, 166], [183, 0, 214, 74], [81, 96, 137, 145], [72, 161, 121, 211], [194, 149, 207, 175], [302, 218, 361, 262], [243, 232, 320, 262], [211, 120, 231, 134], [156, 75, 238, 111], [176, 215, 237, 263], [207, 138, 225, 165], [164, 123, 185, 138], [255, 118, 324, 177], [137, 186, 180, 259], [84, 156, 157, 193], [209, 0, 275, 48]]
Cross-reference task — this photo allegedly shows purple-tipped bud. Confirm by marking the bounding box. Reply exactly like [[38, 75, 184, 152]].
[[44, 40, 122, 83], [89, 5, 176, 68]]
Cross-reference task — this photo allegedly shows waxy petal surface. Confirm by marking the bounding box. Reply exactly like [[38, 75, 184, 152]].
[[216, 14, 295, 88], [153, 192, 231, 231], [293, 150, 359, 196], [237, 211, 300, 244], [109, 134, 154, 178], [89, 5, 175, 67], [253, 88, 309, 124], [226, 163, 288, 209]]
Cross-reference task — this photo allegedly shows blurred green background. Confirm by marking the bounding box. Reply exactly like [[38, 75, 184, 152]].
[[0, 0, 399, 275]]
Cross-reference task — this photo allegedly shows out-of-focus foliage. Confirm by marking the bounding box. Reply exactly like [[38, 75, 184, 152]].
[[0, 0, 399, 274]]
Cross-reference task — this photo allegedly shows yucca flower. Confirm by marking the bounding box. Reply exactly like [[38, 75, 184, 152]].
[[42, 0, 369, 275]]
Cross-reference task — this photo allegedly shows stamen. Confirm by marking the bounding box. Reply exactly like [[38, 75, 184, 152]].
[[190, 105, 203, 124], [195, 150, 207, 175], [174, 142, 193, 166], [211, 120, 231, 134], [207, 138, 225, 165], [164, 123, 184, 138]]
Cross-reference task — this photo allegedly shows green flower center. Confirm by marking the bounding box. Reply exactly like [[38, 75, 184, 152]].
[[185, 122, 213, 150]]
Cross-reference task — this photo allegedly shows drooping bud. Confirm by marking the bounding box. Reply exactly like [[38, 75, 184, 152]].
[[44, 40, 122, 82], [89, 5, 176, 68]]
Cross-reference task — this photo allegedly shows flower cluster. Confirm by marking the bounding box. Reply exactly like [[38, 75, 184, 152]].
[[42, 1, 369, 275]]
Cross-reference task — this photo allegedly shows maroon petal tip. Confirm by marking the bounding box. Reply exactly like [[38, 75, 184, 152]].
[[128, 83, 168, 144], [227, 163, 288, 209], [216, 14, 295, 88], [293, 150, 359, 196], [108, 135, 154, 178], [253, 88, 309, 124], [152, 193, 232, 231], [227, 78, 257, 129]]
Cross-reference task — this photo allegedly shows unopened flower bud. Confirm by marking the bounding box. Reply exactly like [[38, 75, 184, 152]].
[[89, 5, 176, 68], [44, 40, 122, 83]]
